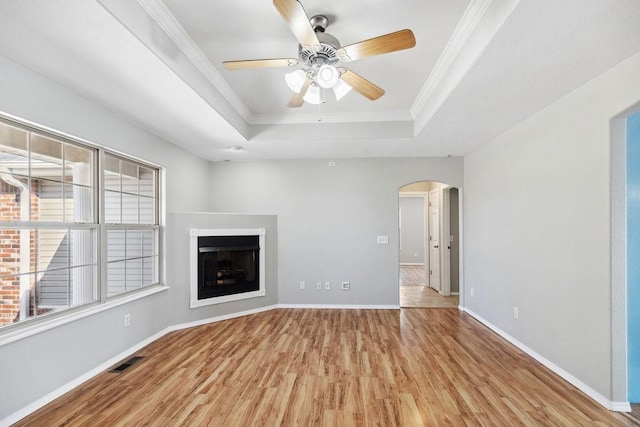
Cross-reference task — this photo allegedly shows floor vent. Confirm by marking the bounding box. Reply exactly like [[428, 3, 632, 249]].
[[110, 356, 144, 373]]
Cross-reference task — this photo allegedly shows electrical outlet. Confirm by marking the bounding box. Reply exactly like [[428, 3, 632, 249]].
[[513, 307, 519, 319], [324, 281, 330, 290], [299, 281, 305, 290], [124, 313, 131, 327], [341, 281, 350, 290], [376, 235, 389, 244], [316, 282, 322, 290], [470, 288, 475, 297]]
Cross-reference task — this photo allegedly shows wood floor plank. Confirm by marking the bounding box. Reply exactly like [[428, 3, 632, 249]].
[[14, 308, 637, 426]]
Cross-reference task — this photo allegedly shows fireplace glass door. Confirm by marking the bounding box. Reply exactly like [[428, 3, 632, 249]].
[[198, 235, 259, 299]]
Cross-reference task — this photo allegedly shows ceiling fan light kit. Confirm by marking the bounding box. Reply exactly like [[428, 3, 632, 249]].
[[223, 0, 416, 108], [303, 84, 322, 104], [332, 78, 352, 101], [285, 69, 307, 93], [316, 64, 339, 88], [287, 66, 353, 103]]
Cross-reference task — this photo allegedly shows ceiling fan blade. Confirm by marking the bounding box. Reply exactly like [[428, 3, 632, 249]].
[[223, 58, 299, 70], [273, 0, 320, 48], [287, 78, 313, 108], [337, 29, 416, 62], [340, 69, 384, 101]]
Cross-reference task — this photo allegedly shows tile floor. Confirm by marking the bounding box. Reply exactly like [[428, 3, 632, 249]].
[[399, 265, 459, 308]]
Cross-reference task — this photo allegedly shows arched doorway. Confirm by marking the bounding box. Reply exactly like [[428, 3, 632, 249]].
[[398, 181, 460, 308]]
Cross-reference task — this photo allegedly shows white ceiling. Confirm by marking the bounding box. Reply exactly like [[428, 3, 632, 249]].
[[0, 0, 639, 161]]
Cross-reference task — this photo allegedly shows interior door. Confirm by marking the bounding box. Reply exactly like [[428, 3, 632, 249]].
[[428, 190, 441, 291]]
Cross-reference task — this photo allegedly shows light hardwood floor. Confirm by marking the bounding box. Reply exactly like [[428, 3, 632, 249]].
[[626, 404, 640, 424], [15, 308, 635, 426]]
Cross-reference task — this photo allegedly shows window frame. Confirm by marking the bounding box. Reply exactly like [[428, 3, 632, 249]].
[[99, 150, 161, 300], [0, 114, 165, 342]]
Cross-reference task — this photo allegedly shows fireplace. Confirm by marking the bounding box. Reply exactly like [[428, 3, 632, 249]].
[[190, 229, 265, 308]]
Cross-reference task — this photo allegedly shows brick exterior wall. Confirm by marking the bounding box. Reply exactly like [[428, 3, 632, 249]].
[[0, 180, 43, 326], [0, 191, 23, 325]]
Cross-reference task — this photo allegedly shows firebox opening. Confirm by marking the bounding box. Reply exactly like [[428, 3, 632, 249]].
[[198, 235, 259, 299], [190, 228, 266, 308]]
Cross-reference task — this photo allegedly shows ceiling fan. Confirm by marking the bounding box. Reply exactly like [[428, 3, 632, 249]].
[[223, 0, 416, 107]]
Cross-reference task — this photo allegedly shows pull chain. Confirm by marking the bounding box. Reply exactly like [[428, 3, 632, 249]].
[[317, 88, 326, 121]]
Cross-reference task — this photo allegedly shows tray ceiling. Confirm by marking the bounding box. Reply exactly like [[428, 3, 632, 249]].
[[0, 0, 639, 161]]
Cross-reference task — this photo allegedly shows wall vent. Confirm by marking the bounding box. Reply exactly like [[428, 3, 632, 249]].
[[110, 356, 144, 373]]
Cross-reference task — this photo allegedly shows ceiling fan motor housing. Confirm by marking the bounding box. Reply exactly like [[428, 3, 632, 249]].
[[298, 16, 340, 68]]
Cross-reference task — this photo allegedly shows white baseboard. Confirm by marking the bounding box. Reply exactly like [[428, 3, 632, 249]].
[[462, 307, 631, 413], [168, 305, 279, 332], [2, 327, 171, 427], [399, 263, 425, 266], [451, 292, 459, 296], [277, 304, 400, 310], [168, 304, 397, 333], [3, 303, 404, 425], [6, 303, 628, 426]]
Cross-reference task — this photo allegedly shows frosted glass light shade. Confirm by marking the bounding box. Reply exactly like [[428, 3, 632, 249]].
[[333, 79, 352, 101], [303, 84, 321, 104], [285, 70, 307, 93], [316, 65, 339, 89]]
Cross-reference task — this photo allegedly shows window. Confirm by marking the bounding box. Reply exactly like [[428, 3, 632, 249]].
[[0, 117, 160, 330], [104, 154, 159, 297]]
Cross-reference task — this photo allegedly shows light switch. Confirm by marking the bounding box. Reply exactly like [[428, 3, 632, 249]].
[[377, 235, 389, 244]]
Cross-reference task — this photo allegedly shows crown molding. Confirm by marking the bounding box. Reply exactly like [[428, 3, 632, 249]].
[[136, 0, 253, 122], [135, 0, 520, 132], [411, 0, 493, 116], [249, 109, 413, 125], [411, 0, 522, 134], [135, 0, 419, 128]]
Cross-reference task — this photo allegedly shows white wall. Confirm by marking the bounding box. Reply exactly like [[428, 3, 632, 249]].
[[209, 158, 463, 306], [464, 51, 640, 403], [0, 55, 212, 420]]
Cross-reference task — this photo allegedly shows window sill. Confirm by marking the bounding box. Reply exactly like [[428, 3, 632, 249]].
[[0, 285, 169, 348]]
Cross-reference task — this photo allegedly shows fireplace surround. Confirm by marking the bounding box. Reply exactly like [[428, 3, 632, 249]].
[[190, 228, 265, 308]]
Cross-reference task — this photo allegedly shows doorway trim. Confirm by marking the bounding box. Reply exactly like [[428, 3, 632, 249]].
[[442, 187, 452, 297], [610, 103, 640, 409], [428, 189, 442, 292], [611, 114, 627, 406]]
